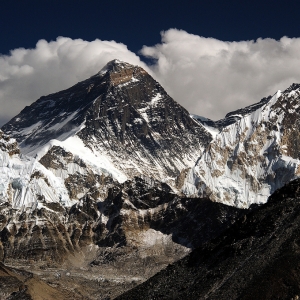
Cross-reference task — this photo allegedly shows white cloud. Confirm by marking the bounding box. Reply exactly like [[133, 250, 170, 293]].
[[141, 29, 300, 120], [0, 37, 149, 125], [1, 31, 300, 126]]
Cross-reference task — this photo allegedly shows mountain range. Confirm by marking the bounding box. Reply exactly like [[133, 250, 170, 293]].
[[0, 59, 300, 299]]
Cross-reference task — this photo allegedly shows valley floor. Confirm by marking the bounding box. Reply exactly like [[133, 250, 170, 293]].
[[1, 249, 179, 300]]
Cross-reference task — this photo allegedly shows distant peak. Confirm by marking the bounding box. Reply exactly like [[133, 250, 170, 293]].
[[98, 59, 136, 76], [283, 83, 300, 94]]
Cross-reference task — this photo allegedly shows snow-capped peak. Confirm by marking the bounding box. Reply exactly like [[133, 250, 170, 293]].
[[3, 58, 300, 210]]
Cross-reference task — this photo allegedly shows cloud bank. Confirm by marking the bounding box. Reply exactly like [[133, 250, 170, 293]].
[[1, 29, 300, 125], [0, 37, 148, 125], [142, 29, 300, 120]]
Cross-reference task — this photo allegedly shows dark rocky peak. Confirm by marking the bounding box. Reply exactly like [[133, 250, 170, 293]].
[[94, 59, 149, 90], [77, 60, 212, 178], [0, 60, 154, 147], [3, 62, 207, 139]]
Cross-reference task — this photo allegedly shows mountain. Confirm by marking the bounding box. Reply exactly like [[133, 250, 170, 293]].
[[4, 60, 300, 211], [184, 86, 300, 207], [2, 59, 300, 298], [1, 60, 300, 258], [117, 178, 300, 300], [0, 134, 246, 298], [2, 59, 211, 188], [0, 60, 215, 272]]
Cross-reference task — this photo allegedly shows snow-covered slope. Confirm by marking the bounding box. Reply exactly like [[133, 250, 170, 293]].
[[0, 129, 72, 210], [186, 86, 300, 207]]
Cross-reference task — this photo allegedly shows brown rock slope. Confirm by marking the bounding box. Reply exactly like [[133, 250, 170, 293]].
[[117, 178, 300, 300], [0, 262, 79, 300], [0, 176, 244, 266]]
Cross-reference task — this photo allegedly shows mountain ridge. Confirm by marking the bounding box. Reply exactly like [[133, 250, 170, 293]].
[[185, 87, 300, 207], [2, 59, 300, 210]]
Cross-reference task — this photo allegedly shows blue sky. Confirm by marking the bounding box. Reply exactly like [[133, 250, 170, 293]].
[[1, 0, 299, 55], [1, 0, 300, 125]]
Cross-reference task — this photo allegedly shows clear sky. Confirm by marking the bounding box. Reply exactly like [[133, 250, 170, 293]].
[[1, 0, 300, 125], [1, 0, 300, 54]]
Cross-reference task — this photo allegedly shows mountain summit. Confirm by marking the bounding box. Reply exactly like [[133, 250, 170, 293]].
[[3, 61, 300, 208]]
